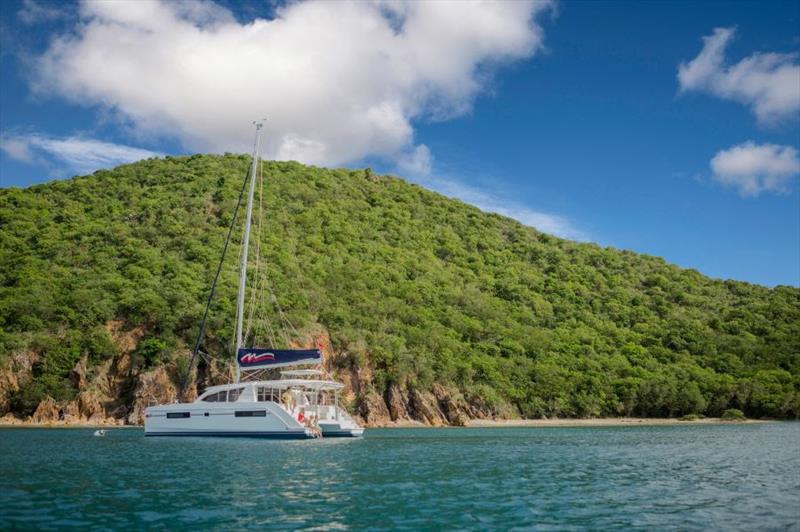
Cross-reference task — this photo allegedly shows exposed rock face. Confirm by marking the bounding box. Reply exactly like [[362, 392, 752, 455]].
[[462, 393, 498, 420], [199, 358, 236, 389], [1, 320, 503, 427], [0, 350, 40, 415], [105, 320, 146, 355], [70, 356, 88, 390], [31, 396, 60, 424], [409, 388, 448, 426], [77, 391, 104, 419], [62, 401, 80, 422], [1, 413, 23, 425], [88, 411, 108, 424], [359, 388, 391, 426], [126, 366, 177, 425], [109, 404, 129, 420], [431, 384, 471, 427], [181, 383, 198, 403], [385, 383, 410, 421]]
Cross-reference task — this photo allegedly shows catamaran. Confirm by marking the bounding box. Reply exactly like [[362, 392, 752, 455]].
[[144, 122, 363, 438]]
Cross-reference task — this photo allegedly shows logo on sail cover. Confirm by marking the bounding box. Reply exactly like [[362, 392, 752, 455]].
[[240, 352, 276, 364]]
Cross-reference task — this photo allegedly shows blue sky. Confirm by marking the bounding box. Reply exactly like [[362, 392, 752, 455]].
[[1, 0, 798, 287]]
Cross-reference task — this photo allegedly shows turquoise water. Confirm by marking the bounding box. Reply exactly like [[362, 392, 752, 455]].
[[1, 424, 798, 530]]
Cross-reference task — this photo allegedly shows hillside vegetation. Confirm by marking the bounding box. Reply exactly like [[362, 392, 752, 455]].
[[1, 154, 798, 421]]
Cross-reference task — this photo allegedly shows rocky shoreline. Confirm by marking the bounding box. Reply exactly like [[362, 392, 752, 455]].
[[0, 323, 770, 431], [0, 325, 499, 429]]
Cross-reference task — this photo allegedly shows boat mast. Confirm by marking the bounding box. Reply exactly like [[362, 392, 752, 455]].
[[235, 121, 264, 383]]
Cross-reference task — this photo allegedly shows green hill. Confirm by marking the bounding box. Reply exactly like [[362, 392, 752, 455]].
[[1, 154, 798, 422]]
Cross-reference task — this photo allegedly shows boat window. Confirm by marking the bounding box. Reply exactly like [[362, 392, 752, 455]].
[[228, 387, 244, 402], [257, 387, 281, 403], [166, 412, 191, 418], [202, 391, 226, 402], [234, 410, 266, 417]]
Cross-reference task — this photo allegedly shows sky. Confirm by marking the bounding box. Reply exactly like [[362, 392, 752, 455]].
[[0, 0, 798, 287]]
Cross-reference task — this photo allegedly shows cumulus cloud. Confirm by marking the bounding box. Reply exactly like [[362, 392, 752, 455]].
[[1, 134, 162, 175], [709, 141, 800, 196], [678, 27, 800, 125], [31, 0, 552, 170]]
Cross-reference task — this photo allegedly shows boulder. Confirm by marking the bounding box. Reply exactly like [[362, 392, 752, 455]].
[[31, 396, 60, 424]]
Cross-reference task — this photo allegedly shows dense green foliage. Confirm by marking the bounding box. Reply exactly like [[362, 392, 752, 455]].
[[721, 408, 746, 421], [1, 155, 798, 418]]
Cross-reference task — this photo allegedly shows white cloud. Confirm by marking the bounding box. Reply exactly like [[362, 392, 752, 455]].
[[678, 27, 800, 125], [710, 141, 800, 196], [31, 0, 552, 169], [0, 137, 36, 163], [18, 0, 65, 25], [1, 134, 162, 175], [415, 173, 587, 240], [396, 144, 433, 177]]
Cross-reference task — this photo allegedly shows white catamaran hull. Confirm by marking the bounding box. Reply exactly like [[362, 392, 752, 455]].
[[145, 401, 315, 439], [319, 422, 364, 438]]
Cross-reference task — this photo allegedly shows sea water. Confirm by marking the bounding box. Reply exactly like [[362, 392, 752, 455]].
[[1, 423, 798, 529]]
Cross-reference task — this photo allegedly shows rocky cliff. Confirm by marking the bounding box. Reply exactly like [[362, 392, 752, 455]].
[[0, 323, 495, 427]]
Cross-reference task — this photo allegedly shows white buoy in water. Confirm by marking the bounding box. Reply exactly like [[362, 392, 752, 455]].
[[93, 429, 107, 437]]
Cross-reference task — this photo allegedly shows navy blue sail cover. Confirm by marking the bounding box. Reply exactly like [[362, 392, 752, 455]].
[[237, 348, 322, 369]]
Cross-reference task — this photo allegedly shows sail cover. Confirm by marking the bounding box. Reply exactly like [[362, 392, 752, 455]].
[[237, 348, 322, 369]]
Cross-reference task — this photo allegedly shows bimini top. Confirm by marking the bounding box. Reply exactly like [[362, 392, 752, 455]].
[[237, 348, 322, 369], [200, 379, 344, 397], [280, 369, 325, 377]]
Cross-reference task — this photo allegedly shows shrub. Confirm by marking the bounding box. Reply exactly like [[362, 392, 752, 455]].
[[132, 338, 168, 369], [721, 408, 746, 421]]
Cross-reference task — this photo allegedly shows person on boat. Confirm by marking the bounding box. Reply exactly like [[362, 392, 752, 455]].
[[283, 389, 295, 412]]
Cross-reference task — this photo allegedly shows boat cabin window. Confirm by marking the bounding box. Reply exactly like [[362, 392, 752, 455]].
[[166, 412, 190, 418], [228, 387, 244, 402], [202, 391, 226, 402], [202, 388, 245, 403], [234, 410, 267, 417], [256, 387, 282, 403]]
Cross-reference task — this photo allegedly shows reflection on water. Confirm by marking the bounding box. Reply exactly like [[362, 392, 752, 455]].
[[1, 424, 798, 529]]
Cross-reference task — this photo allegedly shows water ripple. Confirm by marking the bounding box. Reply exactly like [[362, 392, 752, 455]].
[[1, 424, 799, 529]]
